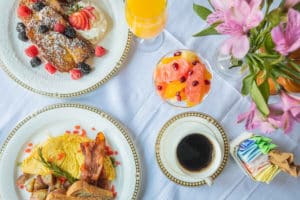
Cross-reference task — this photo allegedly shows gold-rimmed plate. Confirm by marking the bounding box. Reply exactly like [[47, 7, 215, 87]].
[[0, 0, 131, 98], [0, 103, 141, 199], [155, 112, 229, 186]]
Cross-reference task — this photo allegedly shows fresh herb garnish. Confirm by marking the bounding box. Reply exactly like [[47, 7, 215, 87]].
[[37, 148, 78, 184]]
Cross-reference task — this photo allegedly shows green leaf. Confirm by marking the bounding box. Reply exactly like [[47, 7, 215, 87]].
[[242, 74, 254, 95], [289, 60, 300, 72], [264, 33, 275, 53], [193, 23, 220, 37], [293, 2, 300, 12], [193, 4, 212, 20], [250, 82, 270, 116], [266, 8, 282, 27], [258, 78, 270, 102]]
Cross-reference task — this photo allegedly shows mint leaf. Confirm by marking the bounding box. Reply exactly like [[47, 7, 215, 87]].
[[193, 4, 212, 21], [250, 82, 270, 116]]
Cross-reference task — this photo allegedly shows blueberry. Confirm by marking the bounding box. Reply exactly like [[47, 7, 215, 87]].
[[38, 25, 49, 34], [78, 62, 91, 74], [18, 31, 28, 42], [33, 2, 46, 11], [16, 22, 26, 33], [64, 26, 76, 38], [30, 57, 42, 67]]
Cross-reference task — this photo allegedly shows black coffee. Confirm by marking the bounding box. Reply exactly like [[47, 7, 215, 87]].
[[176, 133, 213, 171]]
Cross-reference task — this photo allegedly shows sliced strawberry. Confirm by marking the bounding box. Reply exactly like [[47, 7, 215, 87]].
[[45, 63, 57, 74], [70, 68, 82, 80], [80, 10, 90, 30], [17, 5, 32, 18], [82, 8, 96, 20], [69, 13, 80, 29], [95, 46, 107, 57], [25, 45, 38, 58]]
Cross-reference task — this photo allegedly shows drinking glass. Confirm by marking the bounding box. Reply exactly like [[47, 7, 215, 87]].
[[125, 0, 167, 52]]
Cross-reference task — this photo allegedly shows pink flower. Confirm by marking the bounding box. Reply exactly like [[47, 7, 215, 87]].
[[237, 102, 276, 133], [269, 91, 300, 133], [271, 9, 300, 56], [284, 0, 300, 8], [207, 0, 263, 59]]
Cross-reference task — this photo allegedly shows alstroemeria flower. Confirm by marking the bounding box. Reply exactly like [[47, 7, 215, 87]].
[[207, 0, 263, 59], [284, 0, 300, 8], [271, 9, 300, 56], [269, 91, 300, 133], [237, 102, 276, 133]]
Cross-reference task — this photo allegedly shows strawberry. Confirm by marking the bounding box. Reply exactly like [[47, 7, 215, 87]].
[[17, 5, 32, 18], [68, 6, 95, 30], [70, 68, 82, 80], [30, 0, 38, 3], [45, 63, 57, 74], [95, 46, 107, 57], [25, 45, 39, 58], [54, 23, 65, 33]]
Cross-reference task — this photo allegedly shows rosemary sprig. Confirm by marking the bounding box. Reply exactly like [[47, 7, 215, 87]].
[[37, 148, 78, 184]]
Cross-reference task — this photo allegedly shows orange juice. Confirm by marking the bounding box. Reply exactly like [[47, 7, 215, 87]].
[[125, 0, 167, 39]]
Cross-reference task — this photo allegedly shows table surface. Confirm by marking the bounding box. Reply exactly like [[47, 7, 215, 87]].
[[1, 0, 300, 200]]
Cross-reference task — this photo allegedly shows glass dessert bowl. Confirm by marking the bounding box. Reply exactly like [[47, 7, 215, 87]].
[[153, 49, 212, 107]]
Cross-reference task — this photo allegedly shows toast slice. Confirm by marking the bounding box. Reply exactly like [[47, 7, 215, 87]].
[[19, 0, 94, 72], [46, 192, 100, 200]]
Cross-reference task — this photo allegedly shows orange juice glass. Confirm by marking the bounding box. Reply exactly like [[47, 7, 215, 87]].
[[125, 0, 167, 51]]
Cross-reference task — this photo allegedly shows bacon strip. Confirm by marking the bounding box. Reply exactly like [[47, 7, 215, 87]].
[[80, 132, 105, 184]]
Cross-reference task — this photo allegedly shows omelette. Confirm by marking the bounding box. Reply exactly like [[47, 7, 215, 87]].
[[21, 133, 116, 180]]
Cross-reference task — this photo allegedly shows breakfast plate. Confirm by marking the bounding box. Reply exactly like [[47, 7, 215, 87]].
[[0, 0, 131, 98], [0, 103, 141, 200], [155, 112, 229, 186]]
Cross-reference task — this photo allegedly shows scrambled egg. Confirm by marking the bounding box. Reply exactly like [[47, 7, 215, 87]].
[[22, 134, 91, 179]]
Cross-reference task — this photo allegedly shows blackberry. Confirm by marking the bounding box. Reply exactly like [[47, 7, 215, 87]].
[[78, 62, 91, 74], [32, 2, 46, 11], [38, 25, 49, 34], [18, 31, 28, 42], [16, 22, 26, 33], [30, 57, 42, 67], [64, 26, 76, 38]]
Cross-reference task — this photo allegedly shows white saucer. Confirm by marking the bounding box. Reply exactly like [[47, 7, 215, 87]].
[[155, 112, 229, 186]]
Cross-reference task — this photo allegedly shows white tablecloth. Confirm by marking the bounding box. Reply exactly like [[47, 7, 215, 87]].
[[1, 0, 300, 199]]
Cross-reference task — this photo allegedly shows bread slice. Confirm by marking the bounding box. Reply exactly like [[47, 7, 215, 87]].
[[46, 192, 100, 200], [67, 181, 113, 200], [19, 0, 94, 72]]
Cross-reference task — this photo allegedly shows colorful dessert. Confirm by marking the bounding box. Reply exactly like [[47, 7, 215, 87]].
[[16, 129, 119, 199], [237, 136, 280, 183], [154, 50, 212, 107], [16, 0, 109, 80]]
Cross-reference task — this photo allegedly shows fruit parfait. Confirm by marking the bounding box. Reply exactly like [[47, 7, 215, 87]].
[[154, 50, 212, 107]]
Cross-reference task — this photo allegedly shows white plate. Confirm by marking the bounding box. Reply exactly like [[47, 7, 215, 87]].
[[0, 103, 141, 200], [155, 112, 229, 186], [0, 0, 131, 98]]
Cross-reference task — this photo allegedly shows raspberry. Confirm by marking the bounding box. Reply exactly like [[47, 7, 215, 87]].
[[17, 5, 32, 18], [95, 46, 107, 57], [70, 68, 82, 80], [25, 45, 38, 58], [45, 63, 57, 74], [54, 23, 65, 33]]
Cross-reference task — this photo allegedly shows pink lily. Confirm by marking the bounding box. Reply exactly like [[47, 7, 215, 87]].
[[269, 91, 300, 133], [207, 0, 263, 59], [237, 102, 276, 133], [271, 9, 300, 56], [284, 0, 300, 8]]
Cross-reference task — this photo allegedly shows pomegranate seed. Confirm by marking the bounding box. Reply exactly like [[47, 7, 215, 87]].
[[176, 95, 182, 101], [188, 70, 193, 76], [180, 76, 186, 83], [157, 85, 163, 90], [172, 63, 179, 70], [205, 80, 211, 85], [176, 91, 180, 96], [192, 60, 200, 65], [192, 80, 199, 86], [174, 51, 181, 56]]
